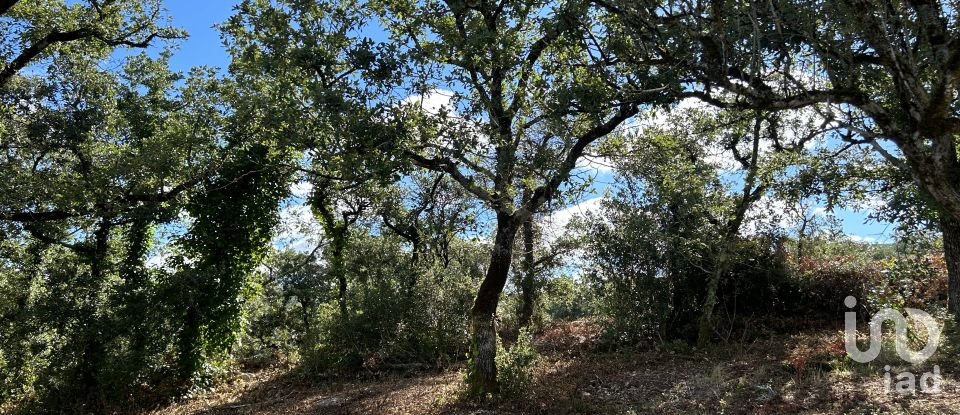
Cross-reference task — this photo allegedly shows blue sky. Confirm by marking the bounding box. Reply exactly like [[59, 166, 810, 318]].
[[163, 1, 233, 72], [158, 0, 895, 243]]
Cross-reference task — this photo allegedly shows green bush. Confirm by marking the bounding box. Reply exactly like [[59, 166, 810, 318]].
[[495, 327, 539, 399], [541, 276, 597, 321], [287, 234, 487, 374]]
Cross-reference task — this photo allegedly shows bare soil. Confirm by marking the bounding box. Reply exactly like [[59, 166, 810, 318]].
[[151, 320, 960, 414]]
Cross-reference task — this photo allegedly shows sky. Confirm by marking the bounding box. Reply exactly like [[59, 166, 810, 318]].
[[155, 0, 896, 246], [163, 1, 233, 73]]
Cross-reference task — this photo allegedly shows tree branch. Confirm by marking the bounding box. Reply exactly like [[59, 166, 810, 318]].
[[0, 0, 19, 16], [525, 103, 638, 214]]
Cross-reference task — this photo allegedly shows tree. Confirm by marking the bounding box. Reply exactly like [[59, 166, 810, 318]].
[[583, 103, 844, 344], [517, 216, 538, 328], [686, 108, 835, 346], [0, 11, 235, 410], [378, 172, 479, 288], [515, 212, 576, 329], [171, 141, 293, 388], [0, 0, 182, 89], [580, 115, 726, 343], [603, 0, 960, 319], [224, 0, 682, 394], [310, 178, 371, 317], [0, 2, 299, 407], [370, 0, 687, 393]]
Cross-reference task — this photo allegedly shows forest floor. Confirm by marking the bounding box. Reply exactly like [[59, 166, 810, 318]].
[[152, 320, 960, 414]]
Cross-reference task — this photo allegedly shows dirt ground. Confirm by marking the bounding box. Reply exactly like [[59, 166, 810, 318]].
[[150, 320, 960, 415]]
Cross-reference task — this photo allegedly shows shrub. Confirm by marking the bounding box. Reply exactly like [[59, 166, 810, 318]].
[[288, 235, 487, 375], [495, 327, 539, 399], [541, 276, 597, 321]]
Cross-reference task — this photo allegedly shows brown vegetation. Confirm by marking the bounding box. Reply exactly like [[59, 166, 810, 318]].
[[153, 320, 960, 415]]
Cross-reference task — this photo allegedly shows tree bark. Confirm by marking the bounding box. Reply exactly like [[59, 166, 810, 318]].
[[906, 135, 960, 320], [941, 214, 960, 319], [469, 312, 499, 395], [697, 247, 728, 348], [468, 213, 520, 396], [177, 304, 200, 387], [330, 234, 348, 318], [518, 217, 536, 328]]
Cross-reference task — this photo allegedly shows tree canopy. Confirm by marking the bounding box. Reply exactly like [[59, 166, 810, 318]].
[[2, 0, 959, 410]]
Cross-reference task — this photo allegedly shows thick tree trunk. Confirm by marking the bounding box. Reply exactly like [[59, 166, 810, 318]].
[[941, 214, 960, 319], [116, 217, 154, 375], [336, 267, 348, 318], [469, 312, 499, 395], [468, 213, 520, 396], [903, 136, 960, 320], [903, 136, 960, 227], [518, 217, 536, 329]]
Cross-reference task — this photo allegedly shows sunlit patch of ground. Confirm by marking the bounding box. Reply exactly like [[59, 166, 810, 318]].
[[152, 320, 960, 415]]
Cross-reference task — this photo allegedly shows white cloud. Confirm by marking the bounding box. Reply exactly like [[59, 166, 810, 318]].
[[741, 195, 790, 236], [273, 180, 324, 253], [273, 201, 324, 253], [848, 235, 879, 244], [540, 197, 607, 241], [575, 154, 616, 173], [855, 193, 886, 213], [290, 181, 313, 199], [402, 89, 455, 115], [644, 97, 713, 131], [144, 250, 171, 270]]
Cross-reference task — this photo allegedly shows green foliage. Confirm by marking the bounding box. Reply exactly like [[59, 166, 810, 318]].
[[3, 0, 958, 411], [580, 128, 725, 343], [244, 235, 488, 375], [495, 327, 539, 399], [170, 142, 294, 388], [0, 2, 293, 409], [237, 250, 330, 366], [310, 235, 484, 370], [541, 276, 597, 321], [581, 109, 829, 344]]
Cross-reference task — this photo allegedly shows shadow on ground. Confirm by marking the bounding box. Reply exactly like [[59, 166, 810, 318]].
[[153, 320, 960, 415]]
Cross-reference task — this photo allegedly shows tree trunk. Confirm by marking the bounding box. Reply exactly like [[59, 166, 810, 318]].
[[177, 304, 200, 387], [121, 217, 151, 368], [77, 218, 112, 401], [406, 236, 422, 297], [468, 213, 520, 396], [697, 248, 728, 348], [300, 298, 314, 342], [698, 218, 747, 347], [469, 312, 499, 395], [796, 215, 808, 265], [903, 136, 960, 320], [518, 217, 536, 329], [330, 231, 349, 318], [941, 214, 960, 319]]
